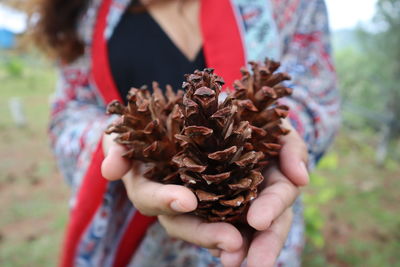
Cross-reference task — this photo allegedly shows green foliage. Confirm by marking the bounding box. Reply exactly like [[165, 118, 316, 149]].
[[358, 0, 400, 109], [0, 54, 67, 266], [303, 131, 400, 266], [303, 154, 338, 248], [3, 56, 24, 78], [336, 0, 400, 134], [335, 48, 384, 111]]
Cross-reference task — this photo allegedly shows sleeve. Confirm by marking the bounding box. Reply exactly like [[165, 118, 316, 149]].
[[49, 57, 116, 190], [279, 0, 341, 167]]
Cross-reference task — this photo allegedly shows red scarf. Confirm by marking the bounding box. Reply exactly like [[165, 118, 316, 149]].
[[60, 0, 245, 266]]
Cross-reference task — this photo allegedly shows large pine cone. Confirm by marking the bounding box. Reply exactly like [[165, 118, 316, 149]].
[[172, 68, 266, 222], [105, 58, 292, 223]]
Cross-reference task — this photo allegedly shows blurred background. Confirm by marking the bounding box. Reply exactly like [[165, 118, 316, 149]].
[[0, 0, 399, 266]]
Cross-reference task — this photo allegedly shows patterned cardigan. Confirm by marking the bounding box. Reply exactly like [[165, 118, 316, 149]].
[[49, 0, 340, 266]]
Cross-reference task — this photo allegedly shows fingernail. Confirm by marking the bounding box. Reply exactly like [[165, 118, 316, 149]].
[[300, 162, 309, 184], [170, 200, 186, 212]]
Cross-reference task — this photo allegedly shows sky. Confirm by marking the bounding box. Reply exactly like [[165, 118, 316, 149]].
[[0, 3, 27, 33], [0, 1, 378, 33], [326, 0, 377, 30]]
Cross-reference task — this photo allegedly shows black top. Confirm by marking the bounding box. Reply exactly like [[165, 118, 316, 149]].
[[108, 8, 206, 101]]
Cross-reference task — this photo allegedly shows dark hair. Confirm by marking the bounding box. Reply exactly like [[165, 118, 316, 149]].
[[34, 0, 176, 63], [34, 0, 91, 63]]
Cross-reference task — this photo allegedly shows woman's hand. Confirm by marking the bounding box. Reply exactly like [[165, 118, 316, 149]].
[[101, 118, 309, 267], [102, 133, 197, 215], [102, 133, 244, 254], [159, 166, 299, 267], [191, 120, 307, 267], [159, 119, 308, 267]]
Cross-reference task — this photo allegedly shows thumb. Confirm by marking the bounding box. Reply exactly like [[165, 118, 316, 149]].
[[101, 135, 131, 181]]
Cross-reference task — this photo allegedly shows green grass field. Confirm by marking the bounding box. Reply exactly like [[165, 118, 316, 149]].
[[303, 133, 400, 267], [0, 54, 399, 266], [0, 54, 69, 266]]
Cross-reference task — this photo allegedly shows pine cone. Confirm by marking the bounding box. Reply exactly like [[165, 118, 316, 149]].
[[232, 59, 292, 163], [105, 82, 184, 182], [105, 58, 292, 223], [173, 63, 287, 222]]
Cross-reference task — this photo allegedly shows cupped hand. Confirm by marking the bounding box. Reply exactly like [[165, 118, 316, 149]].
[[150, 120, 308, 267], [248, 118, 308, 231], [210, 119, 308, 267], [102, 133, 197, 215], [159, 165, 299, 267], [101, 133, 244, 255], [212, 166, 299, 267], [101, 116, 309, 267]]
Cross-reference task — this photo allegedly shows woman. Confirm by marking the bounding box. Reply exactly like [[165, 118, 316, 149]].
[[36, 0, 340, 266]]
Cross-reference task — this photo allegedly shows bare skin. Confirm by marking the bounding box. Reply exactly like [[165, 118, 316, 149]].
[[143, 0, 202, 61]]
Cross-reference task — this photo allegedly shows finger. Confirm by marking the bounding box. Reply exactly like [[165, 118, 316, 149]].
[[101, 143, 131, 181], [158, 214, 243, 252], [279, 119, 309, 186], [220, 228, 251, 267], [247, 209, 293, 267], [247, 167, 299, 231], [123, 169, 197, 215]]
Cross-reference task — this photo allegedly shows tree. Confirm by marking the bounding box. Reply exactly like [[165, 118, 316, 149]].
[[335, 0, 400, 164], [358, 0, 400, 164]]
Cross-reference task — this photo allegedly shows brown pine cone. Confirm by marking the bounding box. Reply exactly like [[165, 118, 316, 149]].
[[105, 82, 184, 182], [105, 58, 292, 223]]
